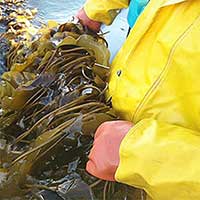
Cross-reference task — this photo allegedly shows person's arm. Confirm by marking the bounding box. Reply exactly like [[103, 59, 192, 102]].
[[77, 0, 129, 32], [84, 0, 129, 25], [87, 119, 200, 200]]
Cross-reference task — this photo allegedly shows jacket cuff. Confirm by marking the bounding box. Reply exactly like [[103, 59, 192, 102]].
[[114, 119, 150, 187], [84, 3, 118, 25]]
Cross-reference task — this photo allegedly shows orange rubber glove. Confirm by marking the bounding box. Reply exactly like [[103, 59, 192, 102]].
[[76, 8, 101, 32], [86, 121, 133, 181]]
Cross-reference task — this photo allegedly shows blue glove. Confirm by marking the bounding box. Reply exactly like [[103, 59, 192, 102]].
[[127, 0, 149, 28]]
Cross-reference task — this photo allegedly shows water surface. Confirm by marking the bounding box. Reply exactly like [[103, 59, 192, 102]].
[[28, 0, 85, 23]]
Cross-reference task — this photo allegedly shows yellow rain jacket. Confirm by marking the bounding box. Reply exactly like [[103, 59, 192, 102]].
[[84, 0, 200, 199]]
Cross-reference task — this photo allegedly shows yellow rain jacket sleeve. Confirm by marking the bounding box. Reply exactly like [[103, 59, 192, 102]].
[[116, 119, 200, 200], [84, 0, 129, 25]]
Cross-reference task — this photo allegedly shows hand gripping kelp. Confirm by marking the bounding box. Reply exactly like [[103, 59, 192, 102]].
[[0, 1, 146, 199]]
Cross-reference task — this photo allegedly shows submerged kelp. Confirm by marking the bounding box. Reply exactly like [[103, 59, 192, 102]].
[[0, 1, 146, 200]]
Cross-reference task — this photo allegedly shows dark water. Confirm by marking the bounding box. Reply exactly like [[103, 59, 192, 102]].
[[0, 24, 8, 75]]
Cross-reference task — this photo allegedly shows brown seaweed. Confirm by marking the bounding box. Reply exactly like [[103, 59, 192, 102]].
[[0, 18, 117, 199]]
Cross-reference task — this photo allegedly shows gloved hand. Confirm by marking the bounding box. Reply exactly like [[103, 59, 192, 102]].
[[86, 121, 133, 181], [76, 8, 101, 32]]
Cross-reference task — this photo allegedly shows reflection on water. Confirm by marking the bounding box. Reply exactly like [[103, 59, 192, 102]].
[[28, 0, 85, 23]]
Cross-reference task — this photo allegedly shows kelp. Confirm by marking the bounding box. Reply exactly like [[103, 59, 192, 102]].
[[0, 1, 146, 200]]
